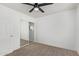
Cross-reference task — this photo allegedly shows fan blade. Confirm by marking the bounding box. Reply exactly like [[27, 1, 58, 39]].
[[29, 7, 35, 12], [23, 3, 34, 6], [38, 7, 44, 13], [38, 3, 53, 7]]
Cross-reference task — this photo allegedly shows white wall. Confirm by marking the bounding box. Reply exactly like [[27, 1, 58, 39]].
[[76, 5, 79, 54], [35, 9, 76, 50], [20, 21, 29, 41], [0, 4, 35, 55]]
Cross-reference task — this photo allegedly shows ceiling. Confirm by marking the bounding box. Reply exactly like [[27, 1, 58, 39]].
[[0, 3, 78, 18]]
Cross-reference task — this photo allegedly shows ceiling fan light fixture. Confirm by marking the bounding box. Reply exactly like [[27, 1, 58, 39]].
[[34, 7, 39, 11]]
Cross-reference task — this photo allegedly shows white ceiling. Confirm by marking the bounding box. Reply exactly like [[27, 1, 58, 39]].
[[0, 3, 78, 18]]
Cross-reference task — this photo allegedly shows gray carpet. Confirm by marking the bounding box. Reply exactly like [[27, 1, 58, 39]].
[[6, 42, 78, 56]]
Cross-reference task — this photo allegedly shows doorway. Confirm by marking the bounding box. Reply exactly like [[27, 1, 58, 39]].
[[20, 20, 34, 47], [29, 22, 34, 44]]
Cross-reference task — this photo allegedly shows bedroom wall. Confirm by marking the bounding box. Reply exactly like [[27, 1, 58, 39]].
[[35, 8, 76, 50], [76, 4, 79, 54], [0, 4, 35, 55], [20, 20, 29, 41]]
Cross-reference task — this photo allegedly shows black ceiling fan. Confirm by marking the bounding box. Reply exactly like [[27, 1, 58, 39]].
[[23, 3, 53, 13]]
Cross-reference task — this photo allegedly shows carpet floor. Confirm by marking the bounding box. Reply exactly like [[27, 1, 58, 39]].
[[6, 42, 78, 56], [20, 39, 29, 47]]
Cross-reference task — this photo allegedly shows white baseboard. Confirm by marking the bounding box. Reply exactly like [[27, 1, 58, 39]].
[[77, 50, 79, 55], [34, 40, 76, 51]]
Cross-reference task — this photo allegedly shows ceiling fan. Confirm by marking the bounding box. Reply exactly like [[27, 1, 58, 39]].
[[23, 3, 53, 13]]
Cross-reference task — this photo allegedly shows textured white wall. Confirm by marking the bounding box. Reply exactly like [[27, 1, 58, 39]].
[[35, 9, 76, 50]]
